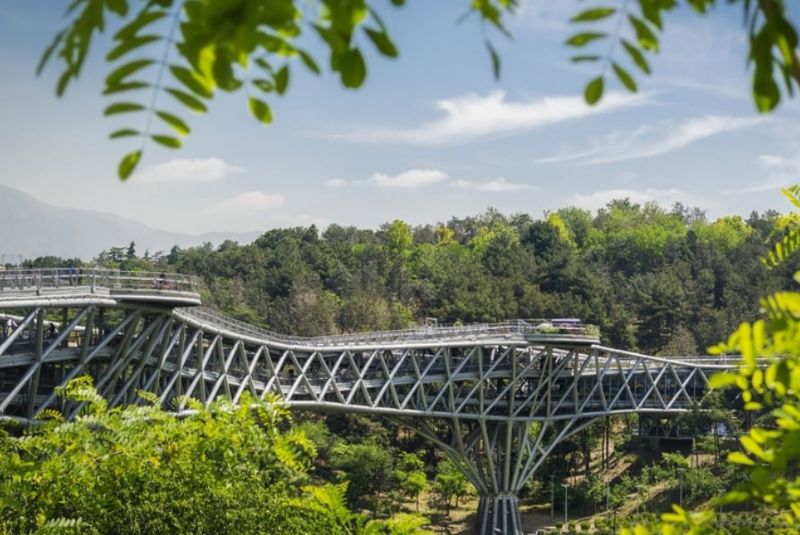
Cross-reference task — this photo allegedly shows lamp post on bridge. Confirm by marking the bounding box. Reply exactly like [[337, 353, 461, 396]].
[[562, 483, 569, 524]]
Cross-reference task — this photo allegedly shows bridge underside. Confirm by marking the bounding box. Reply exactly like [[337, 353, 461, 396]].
[[0, 299, 726, 534]]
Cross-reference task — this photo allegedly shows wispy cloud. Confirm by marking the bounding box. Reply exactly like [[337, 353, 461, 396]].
[[137, 158, 246, 183], [566, 188, 691, 211], [332, 169, 449, 189], [453, 177, 534, 192], [209, 191, 285, 215], [724, 153, 800, 195], [339, 90, 647, 146], [370, 169, 448, 188], [512, 0, 581, 33], [325, 178, 348, 188], [536, 115, 762, 165]]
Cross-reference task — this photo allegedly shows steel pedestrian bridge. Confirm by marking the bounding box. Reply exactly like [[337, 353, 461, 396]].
[[0, 268, 732, 535]]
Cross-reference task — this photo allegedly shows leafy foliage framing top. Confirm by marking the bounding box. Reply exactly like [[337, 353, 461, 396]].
[[566, 0, 800, 109], [40, 0, 800, 180], [40, 0, 519, 180]]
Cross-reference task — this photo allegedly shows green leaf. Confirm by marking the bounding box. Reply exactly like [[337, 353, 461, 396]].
[[571, 55, 601, 63], [364, 27, 398, 58], [105, 59, 154, 87], [118, 150, 142, 180], [114, 9, 167, 41], [274, 66, 290, 95], [253, 79, 275, 93], [298, 50, 320, 75], [165, 88, 207, 113], [169, 66, 213, 99], [487, 41, 501, 80], [584, 76, 604, 105], [708, 372, 738, 389], [640, 0, 665, 30], [612, 62, 638, 92], [622, 40, 651, 74], [156, 111, 190, 136], [740, 436, 766, 459], [628, 16, 659, 51], [37, 30, 65, 76], [109, 128, 139, 139], [103, 81, 149, 95], [753, 75, 781, 112], [340, 48, 366, 88], [151, 135, 181, 149], [56, 70, 73, 97], [104, 102, 145, 115], [727, 451, 755, 465], [106, 0, 127, 16], [571, 7, 616, 23], [565, 32, 607, 47], [248, 98, 273, 125], [106, 35, 160, 62]]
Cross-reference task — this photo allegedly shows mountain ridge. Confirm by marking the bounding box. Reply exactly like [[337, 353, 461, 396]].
[[0, 185, 260, 260]]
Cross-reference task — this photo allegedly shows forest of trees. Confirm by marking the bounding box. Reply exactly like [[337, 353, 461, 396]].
[[9, 195, 800, 533], [35, 198, 798, 357]]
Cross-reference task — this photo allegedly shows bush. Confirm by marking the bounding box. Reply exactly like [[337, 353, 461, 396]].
[[0, 377, 429, 535]]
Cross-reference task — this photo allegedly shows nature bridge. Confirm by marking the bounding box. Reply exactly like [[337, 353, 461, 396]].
[[0, 268, 732, 535]]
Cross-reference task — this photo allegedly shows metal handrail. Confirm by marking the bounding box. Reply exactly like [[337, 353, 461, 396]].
[[0, 268, 198, 294], [0, 268, 598, 346], [179, 307, 600, 347]]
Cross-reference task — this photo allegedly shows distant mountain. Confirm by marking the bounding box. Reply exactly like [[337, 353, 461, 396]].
[[0, 185, 260, 261]]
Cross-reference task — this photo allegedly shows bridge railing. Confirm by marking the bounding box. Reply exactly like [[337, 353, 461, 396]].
[[0, 268, 198, 294], [180, 307, 599, 347]]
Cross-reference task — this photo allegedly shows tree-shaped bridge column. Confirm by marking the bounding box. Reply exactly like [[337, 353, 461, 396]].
[[410, 416, 597, 535]]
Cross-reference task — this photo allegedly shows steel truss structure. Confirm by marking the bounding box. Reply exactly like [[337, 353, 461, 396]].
[[0, 269, 732, 534]]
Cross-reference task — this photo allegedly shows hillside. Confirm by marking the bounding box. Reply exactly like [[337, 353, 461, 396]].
[[0, 185, 259, 260]]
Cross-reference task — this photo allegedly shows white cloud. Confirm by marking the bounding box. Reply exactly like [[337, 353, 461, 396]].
[[453, 177, 534, 192], [209, 191, 285, 215], [536, 115, 762, 165], [137, 158, 246, 183], [567, 188, 691, 211], [511, 0, 582, 33], [325, 178, 348, 188], [341, 90, 647, 146], [725, 153, 800, 195], [369, 169, 448, 188]]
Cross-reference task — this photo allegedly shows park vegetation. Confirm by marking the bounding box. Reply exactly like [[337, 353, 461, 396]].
[[6, 195, 800, 533]]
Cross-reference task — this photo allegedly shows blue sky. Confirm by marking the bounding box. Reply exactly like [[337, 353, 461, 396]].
[[1, 1, 799, 234]]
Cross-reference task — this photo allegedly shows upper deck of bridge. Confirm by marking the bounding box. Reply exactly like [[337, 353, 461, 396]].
[[0, 268, 601, 347], [0, 268, 202, 306]]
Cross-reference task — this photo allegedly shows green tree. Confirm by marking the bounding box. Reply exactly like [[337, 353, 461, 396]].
[[432, 459, 471, 517], [330, 439, 395, 514], [393, 452, 428, 512], [0, 377, 350, 534]]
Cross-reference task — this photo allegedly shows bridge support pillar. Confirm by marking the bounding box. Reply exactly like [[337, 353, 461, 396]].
[[407, 417, 598, 535], [478, 493, 523, 535]]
